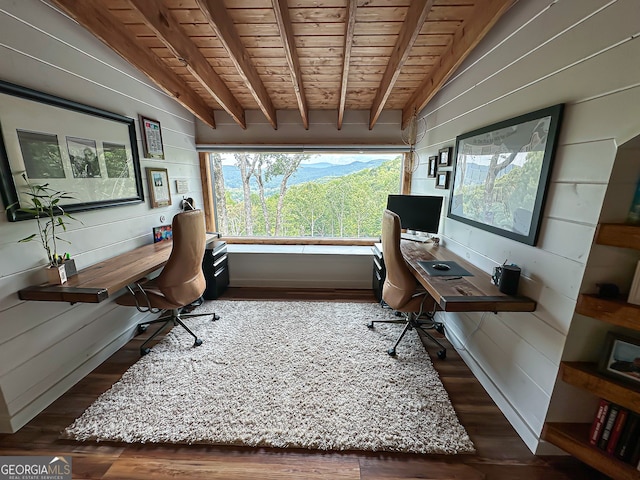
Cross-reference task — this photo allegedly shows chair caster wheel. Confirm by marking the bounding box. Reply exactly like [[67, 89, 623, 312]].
[[435, 323, 445, 334], [140, 347, 151, 356], [437, 349, 446, 359], [137, 324, 148, 334], [387, 348, 397, 356], [194, 338, 203, 347], [366, 322, 374, 329], [212, 313, 220, 321]]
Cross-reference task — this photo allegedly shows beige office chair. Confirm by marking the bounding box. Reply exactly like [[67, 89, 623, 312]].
[[367, 209, 447, 358], [116, 209, 216, 355]]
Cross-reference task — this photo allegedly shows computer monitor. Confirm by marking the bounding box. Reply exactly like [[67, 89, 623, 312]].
[[386, 195, 443, 234]]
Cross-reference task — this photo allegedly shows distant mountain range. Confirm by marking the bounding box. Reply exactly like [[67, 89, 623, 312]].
[[221, 159, 388, 191]]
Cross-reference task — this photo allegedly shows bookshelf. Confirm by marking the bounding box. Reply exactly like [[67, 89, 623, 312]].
[[542, 224, 640, 480]]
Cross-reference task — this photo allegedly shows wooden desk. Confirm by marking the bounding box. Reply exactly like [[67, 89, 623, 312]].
[[18, 235, 218, 304], [400, 240, 536, 313]]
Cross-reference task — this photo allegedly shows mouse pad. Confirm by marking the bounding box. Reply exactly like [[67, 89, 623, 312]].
[[418, 260, 473, 277]]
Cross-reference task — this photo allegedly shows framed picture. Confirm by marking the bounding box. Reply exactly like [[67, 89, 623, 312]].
[[0, 80, 144, 222], [146, 167, 171, 208], [438, 147, 452, 167], [447, 104, 564, 246], [139, 115, 164, 159], [152, 225, 172, 243], [427, 156, 438, 178], [597, 332, 640, 386], [435, 171, 449, 189]]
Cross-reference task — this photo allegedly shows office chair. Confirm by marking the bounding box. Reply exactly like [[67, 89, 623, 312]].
[[367, 209, 447, 359], [116, 209, 216, 355]]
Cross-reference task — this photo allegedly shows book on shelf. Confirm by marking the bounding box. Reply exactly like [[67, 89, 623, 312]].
[[589, 399, 611, 446], [616, 411, 640, 460], [606, 407, 629, 454], [598, 404, 620, 450], [628, 260, 640, 305]]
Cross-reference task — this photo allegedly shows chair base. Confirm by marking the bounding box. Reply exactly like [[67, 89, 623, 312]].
[[367, 312, 447, 359], [136, 308, 219, 355]]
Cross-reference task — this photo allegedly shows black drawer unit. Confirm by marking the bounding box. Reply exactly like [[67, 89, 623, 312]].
[[202, 240, 229, 300], [372, 242, 385, 302]]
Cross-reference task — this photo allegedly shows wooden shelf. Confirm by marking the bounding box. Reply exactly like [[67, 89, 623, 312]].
[[576, 294, 640, 331], [548, 223, 640, 479], [596, 224, 640, 250], [542, 423, 640, 480], [561, 362, 640, 412]]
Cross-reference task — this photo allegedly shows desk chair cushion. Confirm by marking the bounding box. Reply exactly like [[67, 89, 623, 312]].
[[382, 209, 434, 313], [116, 210, 207, 310]]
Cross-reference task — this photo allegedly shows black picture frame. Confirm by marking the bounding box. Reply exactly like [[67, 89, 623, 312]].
[[597, 332, 640, 387], [438, 147, 452, 167], [447, 104, 564, 246], [435, 171, 449, 189], [427, 155, 438, 178], [0, 80, 144, 222]]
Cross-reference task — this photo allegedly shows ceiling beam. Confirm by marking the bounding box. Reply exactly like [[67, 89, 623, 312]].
[[272, 0, 308, 130], [338, 0, 357, 131], [369, 0, 434, 130], [196, 0, 278, 130], [128, 0, 245, 129], [402, 0, 517, 129], [50, 0, 216, 129]]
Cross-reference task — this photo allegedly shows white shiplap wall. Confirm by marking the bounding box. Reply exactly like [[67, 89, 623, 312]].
[[0, 0, 203, 432], [411, 0, 640, 453]]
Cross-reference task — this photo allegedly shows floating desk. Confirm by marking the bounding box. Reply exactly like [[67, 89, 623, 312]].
[[398, 240, 536, 313], [18, 234, 219, 304]]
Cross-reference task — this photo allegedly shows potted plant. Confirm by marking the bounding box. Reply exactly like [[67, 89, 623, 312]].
[[13, 173, 79, 284]]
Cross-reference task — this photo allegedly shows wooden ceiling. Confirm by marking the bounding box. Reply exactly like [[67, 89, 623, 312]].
[[50, 0, 515, 131]]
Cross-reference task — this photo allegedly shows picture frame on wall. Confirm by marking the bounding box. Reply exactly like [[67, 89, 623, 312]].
[[435, 171, 449, 189], [146, 167, 171, 208], [0, 80, 144, 222], [438, 147, 452, 167], [447, 103, 564, 246], [427, 155, 438, 178], [139, 115, 165, 160], [597, 332, 640, 386]]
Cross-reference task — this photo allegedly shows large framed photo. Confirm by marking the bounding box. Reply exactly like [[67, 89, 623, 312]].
[[447, 104, 564, 246], [0, 80, 144, 222], [597, 332, 640, 387], [146, 167, 171, 208]]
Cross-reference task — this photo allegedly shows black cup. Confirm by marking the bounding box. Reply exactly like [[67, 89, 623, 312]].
[[493, 264, 521, 295]]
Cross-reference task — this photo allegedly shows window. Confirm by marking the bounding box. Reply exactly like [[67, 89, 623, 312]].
[[209, 151, 403, 239]]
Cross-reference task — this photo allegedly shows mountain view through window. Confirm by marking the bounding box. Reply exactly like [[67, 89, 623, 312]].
[[210, 152, 402, 238]]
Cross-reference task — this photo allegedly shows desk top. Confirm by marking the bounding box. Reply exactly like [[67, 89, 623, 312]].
[[18, 235, 221, 304], [398, 240, 536, 313]]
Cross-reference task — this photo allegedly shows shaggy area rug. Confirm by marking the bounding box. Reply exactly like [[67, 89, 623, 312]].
[[64, 300, 475, 454]]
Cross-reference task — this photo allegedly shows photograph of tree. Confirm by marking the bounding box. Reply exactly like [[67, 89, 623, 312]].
[[66, 136, 101, 178], [448, 104, 563, 245], [16, 130, 65, 179], [103, 142, 129, 178]]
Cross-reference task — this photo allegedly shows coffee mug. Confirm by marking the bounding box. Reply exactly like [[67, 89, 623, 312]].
[[492, 264, 521, 295]]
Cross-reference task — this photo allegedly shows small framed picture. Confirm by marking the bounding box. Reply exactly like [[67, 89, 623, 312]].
[[597, 332, 640, 386], [139, 115, 165, 159], [438, 146, 452, 167], [152, 225, 172, 243], [146, 167, 172, 208], [427, 156, 438, 178], [435, 171, 449, 189]]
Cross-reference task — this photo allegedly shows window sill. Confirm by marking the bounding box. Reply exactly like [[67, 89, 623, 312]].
[[226, 244, 373, 255]]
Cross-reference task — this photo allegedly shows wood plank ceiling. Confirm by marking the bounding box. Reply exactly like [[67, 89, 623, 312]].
[[50, 0, 515, 131]]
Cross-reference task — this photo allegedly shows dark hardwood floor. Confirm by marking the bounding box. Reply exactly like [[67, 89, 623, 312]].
[[0, 288, 604, 479]]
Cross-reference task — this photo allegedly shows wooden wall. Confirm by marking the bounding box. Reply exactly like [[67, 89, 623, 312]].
[[0, 0, 203, 432], [411, 0, 640, 453]]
